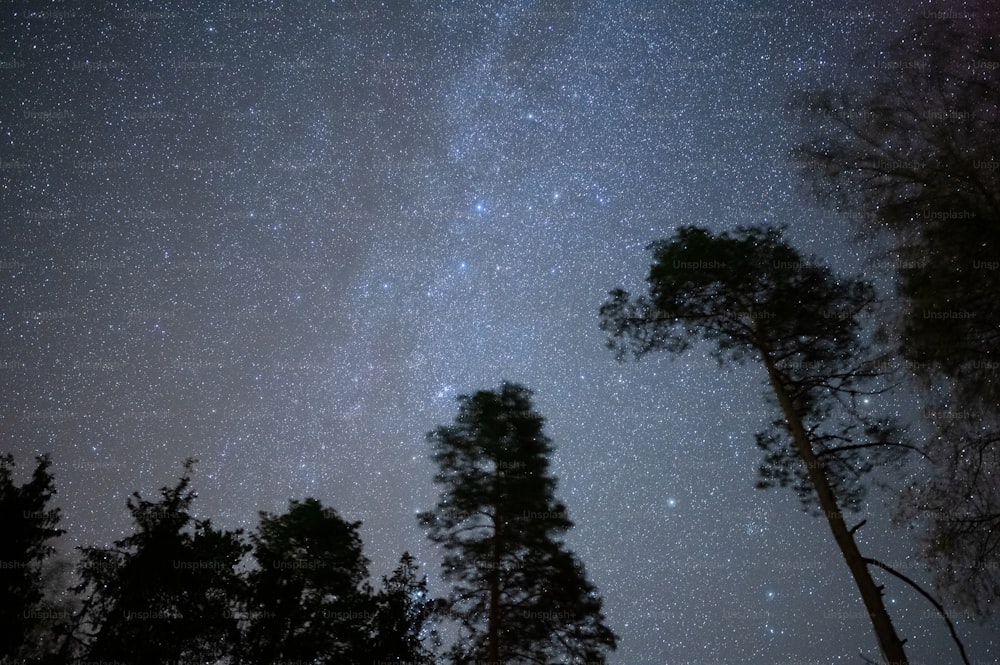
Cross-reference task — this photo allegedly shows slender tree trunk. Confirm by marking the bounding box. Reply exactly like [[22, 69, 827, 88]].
[[488, 548, 500, 665], [760, 349, 909, 665], [488, 483, 502, 664]]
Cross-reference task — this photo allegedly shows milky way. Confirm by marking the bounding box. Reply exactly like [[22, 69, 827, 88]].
[[1, 2, 994, 663]]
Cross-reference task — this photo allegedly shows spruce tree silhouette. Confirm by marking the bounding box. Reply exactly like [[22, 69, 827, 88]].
[[241, 497, 371, 665], [0, 453, 63, 661], [369, 551, 443, 665], [419, 382, 617, 665]]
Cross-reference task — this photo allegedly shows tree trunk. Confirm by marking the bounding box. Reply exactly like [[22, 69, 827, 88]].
[[488, 550, 500, 665], [488, 482, 502, 664], [760, 349, 909, 665]]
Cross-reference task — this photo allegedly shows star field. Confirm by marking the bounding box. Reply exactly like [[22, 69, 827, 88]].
[[1, 1, 995, 663]]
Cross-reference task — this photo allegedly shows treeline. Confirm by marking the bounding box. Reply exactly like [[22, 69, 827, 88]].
[[1, 454, 441, 664], [1, 384, 616, 665]]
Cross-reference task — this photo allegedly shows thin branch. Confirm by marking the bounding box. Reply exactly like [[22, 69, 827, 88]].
[[864, 557, 971, 665], [817, 441, 929, 461]]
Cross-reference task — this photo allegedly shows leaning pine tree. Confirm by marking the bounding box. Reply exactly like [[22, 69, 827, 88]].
[[419, 382, 617, 665], [600, 225, 922, 665]]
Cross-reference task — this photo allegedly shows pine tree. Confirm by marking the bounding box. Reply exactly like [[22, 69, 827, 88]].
[[370, 551, 442, 665], [241, 497, 372, 665], [419, 382, 617, 665], [600, 225, 914, 664], [0, 453, 64, 661]]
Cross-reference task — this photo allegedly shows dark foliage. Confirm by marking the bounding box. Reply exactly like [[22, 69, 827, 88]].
[[72, 459, 249, 664], [792, 3, 1000, 620], [419, 382, 617, 665], [600, 225, 907, 514], [369, 551, 443, 665], [0, 453, 64, 662], [241, 497, 371, 665], [0, 453, 447, 664]]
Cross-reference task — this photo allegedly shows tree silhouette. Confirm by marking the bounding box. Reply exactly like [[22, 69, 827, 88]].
[[0, 453, 448, 662], [600, 225, 914, 664], [241, 497, 371, 665], [369, 551, 442, 665], [0, 453, 64, 662], [792, 4, 1000, 620], [419, 382, 617, 665], [72, 459, 248, 664], [15, 553, 78, 665]]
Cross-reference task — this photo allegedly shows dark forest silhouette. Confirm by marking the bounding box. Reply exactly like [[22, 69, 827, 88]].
[[1, 387, 615, 665], [2, 454, 443, 664]]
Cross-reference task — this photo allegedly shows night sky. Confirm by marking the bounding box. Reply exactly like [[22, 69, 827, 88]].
[[1, 1, 995, 663]]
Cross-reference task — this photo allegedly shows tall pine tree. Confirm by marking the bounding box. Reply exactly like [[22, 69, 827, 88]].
[[600, 225, 918, 664], [419, 382, 617, 665]]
